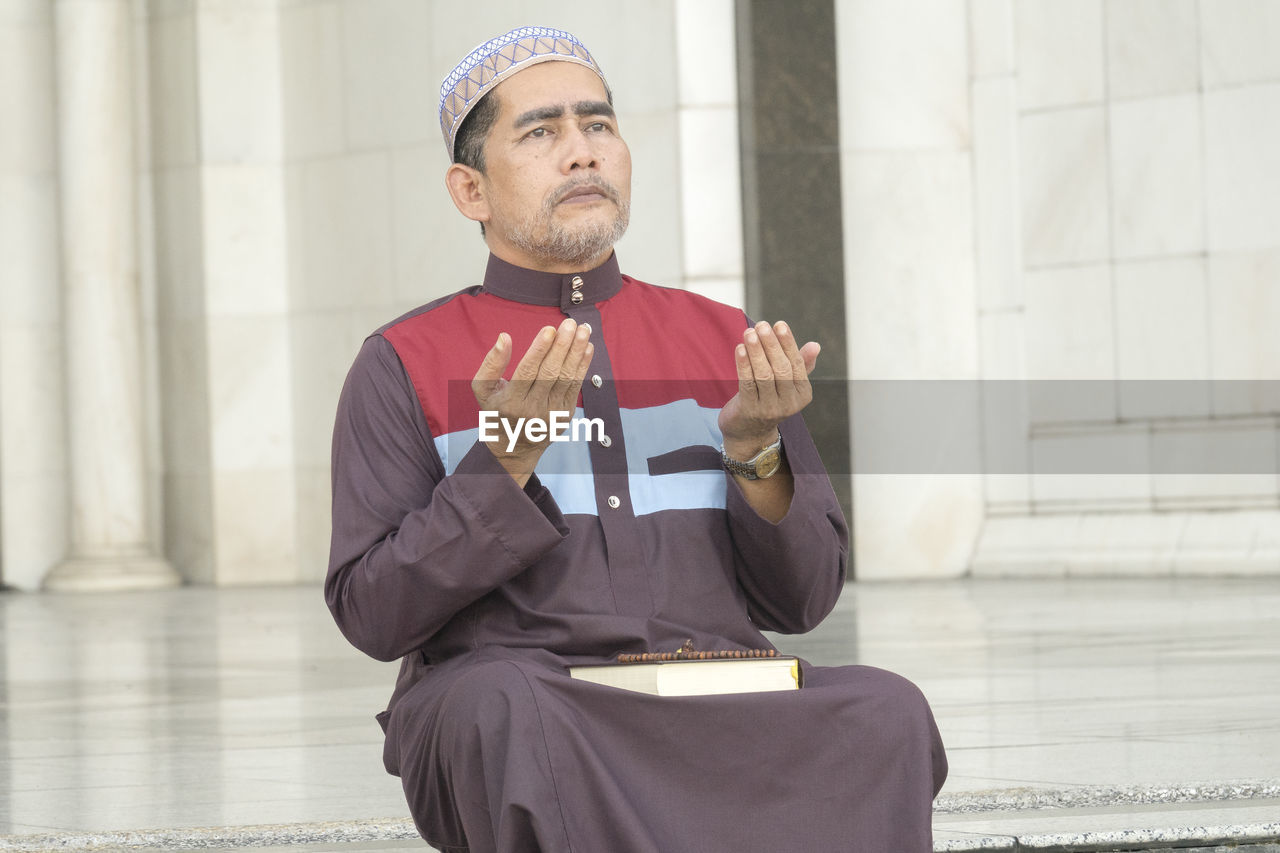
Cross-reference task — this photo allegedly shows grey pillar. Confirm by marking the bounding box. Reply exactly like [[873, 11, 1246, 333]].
[[737, 0, 853, 550]]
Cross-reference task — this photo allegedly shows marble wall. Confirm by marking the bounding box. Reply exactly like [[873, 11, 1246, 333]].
[[967, 0, 1280, 575], [833, 0, 1280, 578]]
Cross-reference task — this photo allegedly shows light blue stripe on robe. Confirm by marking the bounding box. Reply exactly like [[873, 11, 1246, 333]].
[[434, 400, 727, 517]]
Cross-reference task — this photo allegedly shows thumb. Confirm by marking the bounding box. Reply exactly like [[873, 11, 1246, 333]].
[[472, 332, 511, 403], [800, 341, 821, 376]]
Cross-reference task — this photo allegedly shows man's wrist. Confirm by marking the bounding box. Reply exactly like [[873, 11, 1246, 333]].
[[480, 439, 542, 486], [721, 429, 781, 462], [721, 431, 784, 480]]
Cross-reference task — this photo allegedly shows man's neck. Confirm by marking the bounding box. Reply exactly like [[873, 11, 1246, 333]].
[[485, 241, 615, 275]]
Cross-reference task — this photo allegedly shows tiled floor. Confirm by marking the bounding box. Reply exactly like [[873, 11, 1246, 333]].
[[1, 577, 1278, 850]]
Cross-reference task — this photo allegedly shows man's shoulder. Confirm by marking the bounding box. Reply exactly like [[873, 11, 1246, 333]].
[[617, 275, 747, 320], [373, 285, 485, 338]]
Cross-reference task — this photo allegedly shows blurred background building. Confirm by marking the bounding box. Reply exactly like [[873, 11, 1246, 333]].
[[2, 0, 1278, 592]]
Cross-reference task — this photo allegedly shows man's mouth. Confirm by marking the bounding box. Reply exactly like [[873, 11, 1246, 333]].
[[555, 182, 615, 206]]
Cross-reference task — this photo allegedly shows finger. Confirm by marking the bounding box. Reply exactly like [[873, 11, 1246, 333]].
[[536, 318, 579, 384], [800, 341, 821, 376], [471, 332, 512, 404], [743, 326, 777, 399], [557, 321, 591, 376], [731, 340, 754, 393], [773, 322, 808, 380], [551, 322, 593, 408], [509, 325, 559, 398], [756, 321, 793, 380]]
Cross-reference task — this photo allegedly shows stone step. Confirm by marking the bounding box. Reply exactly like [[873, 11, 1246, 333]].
[[934, 794, 1280, 852], [2, 801, 1277, 853]]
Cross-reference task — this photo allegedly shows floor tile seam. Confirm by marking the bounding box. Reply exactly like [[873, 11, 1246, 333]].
[[934, 778, 1280, 814]]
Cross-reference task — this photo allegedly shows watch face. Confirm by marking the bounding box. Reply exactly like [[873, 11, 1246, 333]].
[[755, 446, 783, 479]]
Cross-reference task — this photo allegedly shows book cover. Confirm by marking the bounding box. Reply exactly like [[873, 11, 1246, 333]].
[[570, 652, 802, 697]]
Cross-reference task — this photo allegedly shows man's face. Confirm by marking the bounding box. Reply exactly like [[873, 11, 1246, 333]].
[[476, 61, 632, 272]]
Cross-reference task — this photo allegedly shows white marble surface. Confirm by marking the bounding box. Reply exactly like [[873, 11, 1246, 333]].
[[196, 2, 283, 164], [1018, 106, 1110, 267], [1105, 0, 1199, 100], [1203, 82, 1280, 255], [278, 0, 345, 161], [973, 510, 1280, 576], [1150, 422, 1278, 508], [968, 0, 1014, 79], [677, 105, 743, 284], [836, 0, 970, 150], [1022, 264, 1115, 389], [1109, 95, 1204, 259], [961, 0, 1280, 567], [1113, 257, 1209, 392], [675, 0, 736, 108], [852, 475, 986, 580], [842, 150, 978, 379], [972, 77, 1022, 314], [1207, 249, 1280, 404], [146, 10, 199, 170], [1015, 0, 1104, 110], [339, 0, 434, 150], [1200, 0, 1280, 89], [203, 165, 289, 316], [2, 578, 1277, 850]]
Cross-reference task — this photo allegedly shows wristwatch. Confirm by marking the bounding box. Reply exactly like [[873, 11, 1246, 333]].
[[721, 432, 784, 480]]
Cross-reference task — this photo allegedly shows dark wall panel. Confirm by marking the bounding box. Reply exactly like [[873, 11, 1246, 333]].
[[737, 0, 853, 552]]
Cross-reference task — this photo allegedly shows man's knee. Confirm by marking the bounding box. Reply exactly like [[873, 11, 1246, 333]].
[[432, 660, 541, 744], [844, 665, 948, 794], [812, 665, 940, 745], [811, 662, 926, 704]]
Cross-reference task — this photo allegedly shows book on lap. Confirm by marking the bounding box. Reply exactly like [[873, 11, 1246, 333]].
[[569, 655, 802, 696]]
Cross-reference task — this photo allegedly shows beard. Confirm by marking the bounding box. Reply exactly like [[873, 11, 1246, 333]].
[[505, 175, 630, 269]]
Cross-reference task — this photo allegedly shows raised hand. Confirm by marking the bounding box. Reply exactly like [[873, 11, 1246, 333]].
[[718, 320, 820, 463], [472, 318, 594, 485]]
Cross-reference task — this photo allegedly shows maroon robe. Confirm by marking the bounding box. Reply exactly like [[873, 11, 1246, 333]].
[[326, 253, 947, 852]]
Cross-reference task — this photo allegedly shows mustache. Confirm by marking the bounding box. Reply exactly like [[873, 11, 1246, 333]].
[[548, 175, 623, 207]]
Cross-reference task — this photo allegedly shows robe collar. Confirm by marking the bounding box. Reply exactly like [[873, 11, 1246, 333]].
[[481, 252, 623, 311]]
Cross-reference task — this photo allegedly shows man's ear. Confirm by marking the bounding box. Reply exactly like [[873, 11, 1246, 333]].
[[445, 163, 490, 225]]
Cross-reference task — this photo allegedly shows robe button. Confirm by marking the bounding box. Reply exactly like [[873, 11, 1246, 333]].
[[571, 291, 584, 304], [591, 374, 603, 388], [599, 434, 612, 448], [607, 495, 621, 509]]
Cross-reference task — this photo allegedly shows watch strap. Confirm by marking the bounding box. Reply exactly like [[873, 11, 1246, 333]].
[[720, 432, 783, 480]]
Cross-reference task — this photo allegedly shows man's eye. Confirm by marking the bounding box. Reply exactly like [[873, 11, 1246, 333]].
[[528, 127, 548, 138], [587, 122, 607, 132]]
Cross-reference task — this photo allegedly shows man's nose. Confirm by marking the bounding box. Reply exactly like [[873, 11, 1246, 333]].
[[562, 129, 598, 172]]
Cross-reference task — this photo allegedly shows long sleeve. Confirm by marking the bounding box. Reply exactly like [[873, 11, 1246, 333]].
[[726, 413, 849, 635], [325, 335, 569, 662]]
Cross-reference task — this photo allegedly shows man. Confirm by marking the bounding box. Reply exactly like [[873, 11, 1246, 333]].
[[327, 26, 946, 852]]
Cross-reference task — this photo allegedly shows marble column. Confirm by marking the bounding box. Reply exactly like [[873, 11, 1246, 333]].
[[834, 1, 983, 579], [43, 0, 179, 591]]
